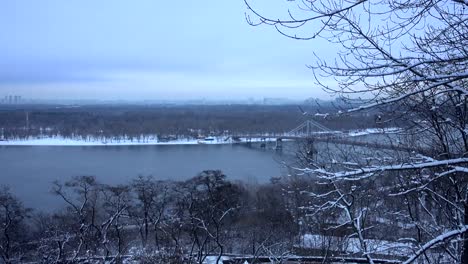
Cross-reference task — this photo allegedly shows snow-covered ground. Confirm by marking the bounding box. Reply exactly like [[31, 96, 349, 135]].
[[299, 233, 414, 257], [0, 127, 401, 146], [202, 256, 231, 264], [348, 127, 401, 137], [0, 136, 276, 146]]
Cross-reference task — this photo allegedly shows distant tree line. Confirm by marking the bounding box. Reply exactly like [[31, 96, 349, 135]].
[[0, 104, 394, 140]]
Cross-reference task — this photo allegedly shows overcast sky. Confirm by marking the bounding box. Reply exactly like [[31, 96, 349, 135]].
[[0, 0, 336, 101]]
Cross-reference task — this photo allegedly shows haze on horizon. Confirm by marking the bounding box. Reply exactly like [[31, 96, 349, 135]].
[[0, 0, 337, 101]]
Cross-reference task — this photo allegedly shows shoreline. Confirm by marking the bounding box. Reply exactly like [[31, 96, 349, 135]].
[[0, 128, 401, 146], [0, 137, 275, 146]]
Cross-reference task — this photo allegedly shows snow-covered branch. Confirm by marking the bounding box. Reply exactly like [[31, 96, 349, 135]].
[[307, 158, 468, 180], [403, 226, 468, 264]]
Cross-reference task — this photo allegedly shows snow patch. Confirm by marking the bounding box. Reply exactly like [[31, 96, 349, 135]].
[[0, 136, 275, 146], [299, 234, 414, 257], [348, 127, 401, 137]]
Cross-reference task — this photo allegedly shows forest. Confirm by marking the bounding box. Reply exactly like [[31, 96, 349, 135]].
[[0, 103, 387, 141]]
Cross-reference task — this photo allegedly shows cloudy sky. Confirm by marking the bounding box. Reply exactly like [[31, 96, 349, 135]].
[[0, 0, 336, 101]]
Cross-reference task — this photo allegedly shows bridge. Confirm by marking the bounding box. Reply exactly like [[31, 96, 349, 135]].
[[231, 120, 418, 153], [233, 119, 337, 140]]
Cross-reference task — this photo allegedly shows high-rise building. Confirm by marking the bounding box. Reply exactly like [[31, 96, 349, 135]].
[[1, 95, 23, 104]]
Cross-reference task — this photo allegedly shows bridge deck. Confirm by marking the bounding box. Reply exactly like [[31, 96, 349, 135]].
[[232, 134, 425, 154]]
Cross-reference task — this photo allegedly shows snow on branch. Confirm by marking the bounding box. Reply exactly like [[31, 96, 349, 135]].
[[346, 78, 468, 114], [403, 225, 468, 264], [306, 158, 468, 180]]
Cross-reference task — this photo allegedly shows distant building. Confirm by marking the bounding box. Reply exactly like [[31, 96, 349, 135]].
[[263, 97, 291, 105], [1, 95, 23, 104]]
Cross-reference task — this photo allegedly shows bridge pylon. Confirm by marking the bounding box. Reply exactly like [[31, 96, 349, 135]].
[[287, 120, 332, 137]]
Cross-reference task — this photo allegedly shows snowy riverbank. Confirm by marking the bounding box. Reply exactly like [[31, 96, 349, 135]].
[[0, 136, 276, 146], [0, 128, 401, 146]]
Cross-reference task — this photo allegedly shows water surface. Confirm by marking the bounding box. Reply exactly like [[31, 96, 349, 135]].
[[0, 144, 286, 210]]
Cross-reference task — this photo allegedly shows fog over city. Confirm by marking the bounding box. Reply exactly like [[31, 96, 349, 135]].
[[0, 0, 335, 101]]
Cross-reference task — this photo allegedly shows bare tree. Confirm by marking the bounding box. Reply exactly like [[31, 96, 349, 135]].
[[0, 187, 30, 264], [100, 184, 132, 261], [51, 176, 101, 262], [246, 0, 468, 262], [51, 176, 133, 262], [130, 176, 169, 250], [182, 170, 244, 264]]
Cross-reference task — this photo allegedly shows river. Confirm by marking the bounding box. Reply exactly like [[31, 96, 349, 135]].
[[0, 133, 402, 211], [0, 143, 290, 211]]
